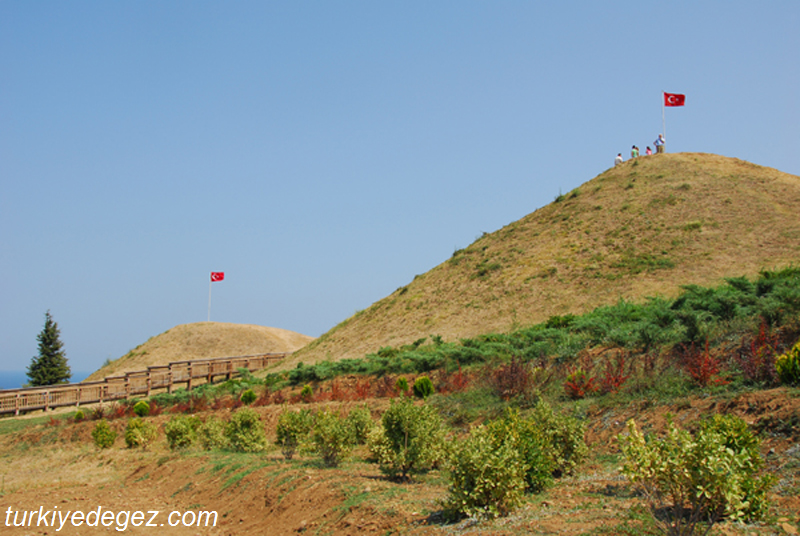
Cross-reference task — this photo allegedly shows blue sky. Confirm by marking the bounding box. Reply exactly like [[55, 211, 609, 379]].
[[2, 1, 798, 377]]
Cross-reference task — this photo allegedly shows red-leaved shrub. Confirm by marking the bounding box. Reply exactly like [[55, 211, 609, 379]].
[[147, 400, 163, 417], [328, 380, 349, 402], [252, 389, 272, 407], [271, 390, 286, 405], [737, 321, 780, 385], [171, 401, 191, 414], [353, 379, 372, 400], [492, 357, 533, 401], [564, 366, 598, 399], [683, 340, 728, 387], [109, 402, 130, 420], [435, 366, 470, 394], [600, 353, 631, 394]]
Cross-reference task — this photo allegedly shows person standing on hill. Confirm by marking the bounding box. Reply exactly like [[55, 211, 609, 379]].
[[645, 146, 653, 156], [654, 134, 665, 153], [631, 145, 639, 158], [615, 153, 623, 166]]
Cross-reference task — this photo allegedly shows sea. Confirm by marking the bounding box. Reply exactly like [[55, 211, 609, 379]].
[[0, 371, 92, 390]]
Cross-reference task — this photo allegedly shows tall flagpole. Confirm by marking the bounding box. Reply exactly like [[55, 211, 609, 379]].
[[662, 91, 666, 143], [208, 278, 212, 322]]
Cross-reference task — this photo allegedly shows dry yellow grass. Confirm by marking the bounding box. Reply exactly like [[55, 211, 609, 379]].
[[287, 153, 800, 368], [84, 322, 314, 381]]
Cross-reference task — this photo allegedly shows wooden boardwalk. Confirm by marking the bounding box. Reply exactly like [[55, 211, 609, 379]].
[[0, 353, 288, 416]]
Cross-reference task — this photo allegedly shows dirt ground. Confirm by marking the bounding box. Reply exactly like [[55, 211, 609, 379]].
[[1, 390, 798, 536]]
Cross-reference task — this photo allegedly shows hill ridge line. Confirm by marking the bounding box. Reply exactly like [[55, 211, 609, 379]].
[[288, 153, 800, 368]]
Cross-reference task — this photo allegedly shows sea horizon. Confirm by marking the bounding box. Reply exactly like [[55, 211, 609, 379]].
[[0, 370, 92, 390]]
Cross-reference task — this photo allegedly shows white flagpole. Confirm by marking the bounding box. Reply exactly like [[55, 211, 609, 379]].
[[662, 91, 666, 145], [208, 277, 212, 322]]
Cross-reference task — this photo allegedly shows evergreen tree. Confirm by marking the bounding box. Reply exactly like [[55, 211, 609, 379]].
[[27, 311, 71, 386]]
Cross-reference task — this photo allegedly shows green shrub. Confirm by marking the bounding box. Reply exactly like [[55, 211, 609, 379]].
[[276, 408, 315, 460], [312, 408, 353, 467], [197, 416, 228, 450], [485, 408, 555, 492], [132, 400, 150, 417], [300, 384, 313, 402], [776, 340, 800, 385], [368, 398, 447, 480], [443, 425, 527, 520], [529, 400, 587, 477], [413, 376, 435, 399], [240, 389, 257, 405], [345, 405, 374, 445], [697, 414, 774, 521], [226, 408, 267, 453], [91, 419, 116, 449], [124, 418, 157, 448], [620, 416, 774, 535], [164, 415, 199, 450], [74, 409, 85, 422], [395, 377, 409, 395]]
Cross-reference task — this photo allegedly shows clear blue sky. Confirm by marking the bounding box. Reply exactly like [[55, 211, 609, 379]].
[[2, 1, 798, 376]]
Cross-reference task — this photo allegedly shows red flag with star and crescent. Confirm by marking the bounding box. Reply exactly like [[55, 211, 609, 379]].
[[210, 272, 224, 282], [664, 93, 686, 107]]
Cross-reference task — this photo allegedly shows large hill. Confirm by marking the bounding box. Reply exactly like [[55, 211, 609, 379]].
[[291, 153, 800, 367], [85, 322, 314, 381]]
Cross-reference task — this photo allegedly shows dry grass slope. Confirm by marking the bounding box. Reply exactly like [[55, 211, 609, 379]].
[[289, 153, 800, 368], [85, 322, 314, 381]]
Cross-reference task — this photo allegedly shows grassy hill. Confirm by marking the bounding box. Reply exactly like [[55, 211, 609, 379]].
[[84, 322, 314, 381], [290, 153, 800, 368], [6, 154, 800, 536], [7, 149, 800, 535]]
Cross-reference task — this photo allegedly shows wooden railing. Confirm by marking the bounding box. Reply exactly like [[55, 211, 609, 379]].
[[0, 353, 288, 416]]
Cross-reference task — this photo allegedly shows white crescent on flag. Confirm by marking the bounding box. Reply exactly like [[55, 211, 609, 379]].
[[664, 93, 686, 106], [210, 272, 225, 282]]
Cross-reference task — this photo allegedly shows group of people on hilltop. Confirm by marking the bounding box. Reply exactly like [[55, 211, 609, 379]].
[[615, 134, 665, 166]]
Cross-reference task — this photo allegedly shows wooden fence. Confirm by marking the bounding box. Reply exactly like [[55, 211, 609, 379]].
[[0, 353, 288, 416]]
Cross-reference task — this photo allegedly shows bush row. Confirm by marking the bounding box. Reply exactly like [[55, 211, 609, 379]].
[[87, 395, 774, 531], [285, 267, 800, 386]]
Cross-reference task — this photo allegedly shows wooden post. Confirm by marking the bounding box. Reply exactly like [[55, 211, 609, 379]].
[[125, 375, 130, 398], [226, 359, 233, 380], [146, 373, 152, 397], [45, 390, 50, 412], [187, 363, 193, 391], [168, 364, 174, 394], [76, 387, 81, 408], [15, 393, 20, 416]]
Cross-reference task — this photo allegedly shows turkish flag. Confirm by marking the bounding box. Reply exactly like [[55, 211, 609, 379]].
[[210, 272, 225, 282], [664, 93, 685, 106]]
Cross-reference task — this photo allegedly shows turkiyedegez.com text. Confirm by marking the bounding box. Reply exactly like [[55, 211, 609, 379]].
[[4, 506, 218, 531]]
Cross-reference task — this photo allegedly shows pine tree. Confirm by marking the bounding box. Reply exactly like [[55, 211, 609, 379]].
[[27, 311, 71, 386]]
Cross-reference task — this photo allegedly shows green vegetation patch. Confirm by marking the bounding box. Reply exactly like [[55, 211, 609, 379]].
[[610, 251, 675, 274], [281, 267, 800, 392]]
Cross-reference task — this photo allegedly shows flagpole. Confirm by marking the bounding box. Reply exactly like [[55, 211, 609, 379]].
[[208, 278, 212, 322], [661, 91, 666, 144]]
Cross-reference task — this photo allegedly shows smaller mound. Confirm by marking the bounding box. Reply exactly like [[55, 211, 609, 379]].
[[84, 322, 314, 382]]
